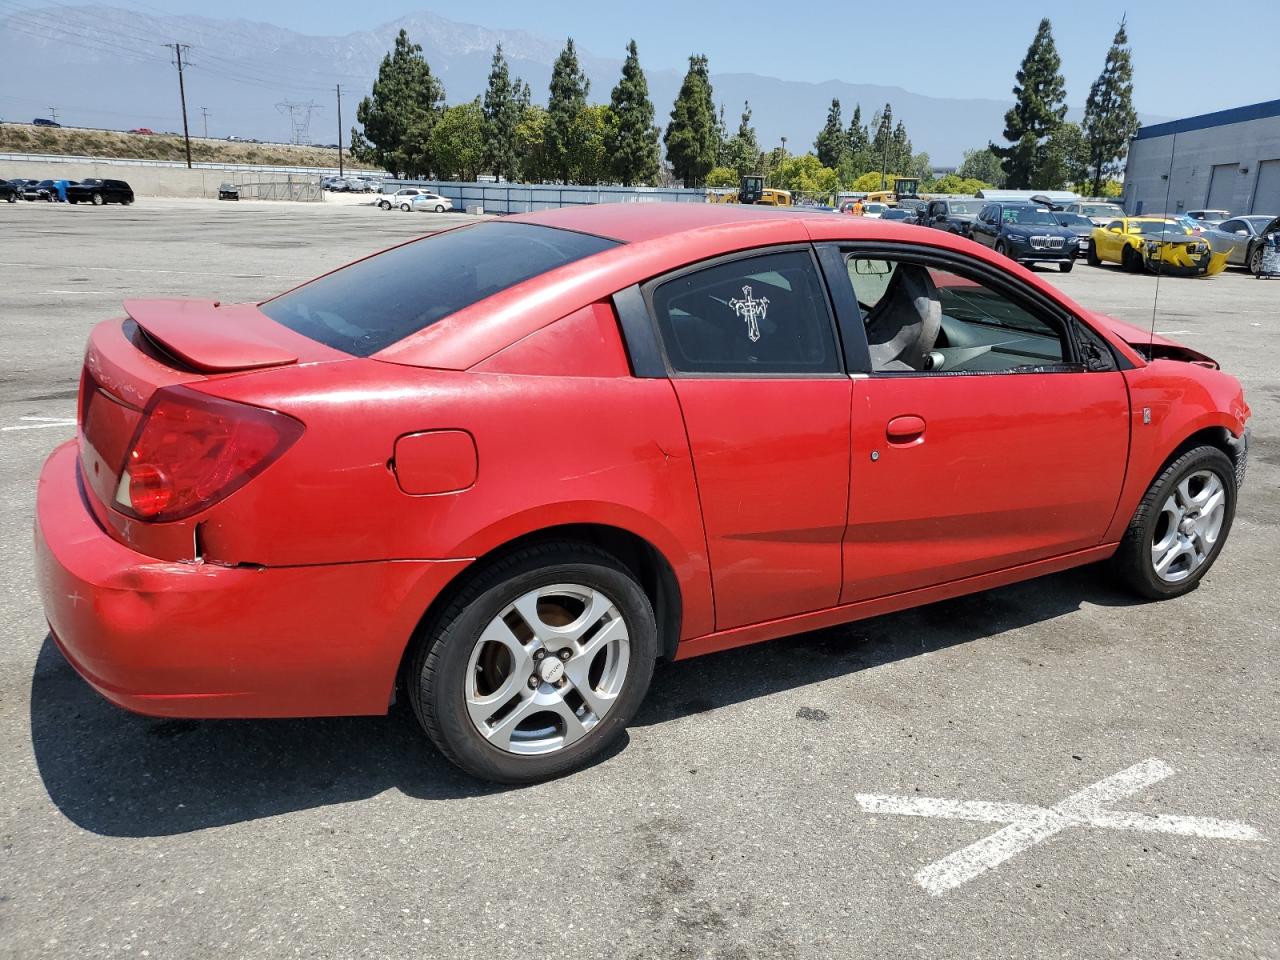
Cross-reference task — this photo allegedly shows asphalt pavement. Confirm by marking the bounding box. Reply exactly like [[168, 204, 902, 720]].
[[1, 198, 1277, 959]]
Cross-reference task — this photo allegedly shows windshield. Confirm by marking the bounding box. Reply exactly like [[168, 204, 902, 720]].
[[1243, 216, 1273, 230], [261, 222, 620, 356], [1002, 206, 1058, 226], [1132, 220, 1189, 236], [948, 202, 981, 216]]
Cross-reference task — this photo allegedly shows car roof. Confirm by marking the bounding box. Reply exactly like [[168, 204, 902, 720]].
[[507, 202, 840, 244]]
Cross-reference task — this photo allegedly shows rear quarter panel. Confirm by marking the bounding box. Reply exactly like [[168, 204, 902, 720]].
[[190, 353, 715, 640]]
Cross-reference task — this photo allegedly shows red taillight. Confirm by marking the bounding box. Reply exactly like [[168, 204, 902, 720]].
[[116, 386, 303, 522]]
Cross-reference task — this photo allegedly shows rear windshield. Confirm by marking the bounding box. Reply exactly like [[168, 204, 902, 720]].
[[260, 222, 620, 356]]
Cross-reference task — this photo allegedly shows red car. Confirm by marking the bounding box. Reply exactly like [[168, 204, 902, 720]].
[[34, 205, 1250, 782]]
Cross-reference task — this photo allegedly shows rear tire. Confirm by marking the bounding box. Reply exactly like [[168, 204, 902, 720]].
[[400, 202, 411, 211], [1111, 445, 1236, 600], [91, 192, 104, 206], [1249, 245, 1263, 276], [409, 542, 658, 783], [435, 204, 445, 213], [1086, 240, 1101, 266]]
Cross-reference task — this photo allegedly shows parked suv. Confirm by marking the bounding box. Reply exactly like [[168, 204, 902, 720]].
[[970, 201, 1080, 271], [922, 198, 984, 237], [66, 178, 134, 205]]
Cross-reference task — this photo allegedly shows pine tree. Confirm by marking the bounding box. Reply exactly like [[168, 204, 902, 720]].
[[891, 120, 911, 175], [1082, 18, 1140, 197], [845, 103, 868, 158], [482, 44, 523, 182], [606, 40, 660, 186], [870, 103, 894, 187], [723, 100, 761, 177], [815, 98, 845, 169], [547, 37, 590, 184], [354, 29, 445, 178], [994, 18, 1068, 188], [664, 54, 717, 188]]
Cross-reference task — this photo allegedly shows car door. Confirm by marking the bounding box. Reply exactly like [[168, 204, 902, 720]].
[[829, 244, 1130, 602], [640, 247, 852, 631], [1218, 219, 1251, 263], [970, 205, 998, 248], [1097, 219, 1126, 261]]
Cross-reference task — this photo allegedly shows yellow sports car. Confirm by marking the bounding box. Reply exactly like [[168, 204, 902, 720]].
[[1087, 216, 1228, 277]]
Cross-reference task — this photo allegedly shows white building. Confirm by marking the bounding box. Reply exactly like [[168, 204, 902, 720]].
[[1123, 99, 1280, 217]]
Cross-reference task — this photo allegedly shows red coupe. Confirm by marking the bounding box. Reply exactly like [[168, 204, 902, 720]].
[[34, 205, 1250, 782]]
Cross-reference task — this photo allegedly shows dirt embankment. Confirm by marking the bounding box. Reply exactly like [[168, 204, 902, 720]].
[[0, 123, 371, 168]]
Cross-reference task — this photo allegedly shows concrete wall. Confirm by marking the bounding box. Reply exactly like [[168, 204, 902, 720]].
[[0, 158, 324, 200], [1123, 107, 1280, 217]]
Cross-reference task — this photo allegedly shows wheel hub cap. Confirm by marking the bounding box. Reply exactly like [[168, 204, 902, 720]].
[[463, 583, 632, 756], [538, 657, 565, 684]]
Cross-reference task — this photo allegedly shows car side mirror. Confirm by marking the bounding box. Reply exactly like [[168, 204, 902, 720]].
[[1109, 226, 1122, 233]]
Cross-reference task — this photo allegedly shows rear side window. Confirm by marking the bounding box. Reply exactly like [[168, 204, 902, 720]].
[[260, 222, 619, 356], [648, 250, 840, 375]]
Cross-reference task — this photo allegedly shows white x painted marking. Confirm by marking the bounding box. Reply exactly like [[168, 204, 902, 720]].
[[857, 759, 1262, 895]]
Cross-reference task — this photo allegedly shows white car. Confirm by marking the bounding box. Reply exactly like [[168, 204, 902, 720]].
[[408, 192, 453, 213], [861, 202, 887, 219], [379, 188, 426, 210], [1064, 201, 1126, 227]]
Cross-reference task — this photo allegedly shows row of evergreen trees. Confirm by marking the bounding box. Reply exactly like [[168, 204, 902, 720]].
[[353, 31, 740, 187], [994, 17, 1138, 194]]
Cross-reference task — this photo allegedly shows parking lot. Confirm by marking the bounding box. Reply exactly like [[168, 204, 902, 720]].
[[2, 198, 1278, 959]]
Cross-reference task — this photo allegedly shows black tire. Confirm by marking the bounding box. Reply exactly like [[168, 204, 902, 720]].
[[409, 542, 658, 783], [994, 240, 1010, 259], [1111, 445, 1237, 600], [1248, 244, 1263, 276], [435, 204, 445, 213], [400, 202, 411, 212], [1058, 259, 1074, 273], [1121, 245, 1141, 273], [379, 200, 390, 209], [1086, 240, 1101, 266], [91, 192, 104, 206]]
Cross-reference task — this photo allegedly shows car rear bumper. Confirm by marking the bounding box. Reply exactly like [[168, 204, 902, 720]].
[[35, 441, 470, 718]]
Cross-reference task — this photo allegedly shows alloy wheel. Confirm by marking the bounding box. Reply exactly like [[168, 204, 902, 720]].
[[1150, 470, 1226, 583], [464, 583, 631, 755]]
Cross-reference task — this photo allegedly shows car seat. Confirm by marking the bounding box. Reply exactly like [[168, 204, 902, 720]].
[[862, 263, 942, 371]]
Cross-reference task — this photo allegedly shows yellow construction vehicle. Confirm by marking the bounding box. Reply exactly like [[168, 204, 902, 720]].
[[709, 175, 793, 207]]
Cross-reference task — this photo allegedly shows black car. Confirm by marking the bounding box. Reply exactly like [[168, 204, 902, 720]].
[[66, 178, 134, 205], [218, 182, 240, 201], [880, 208, 915, 222], [922, 198, 985, 238], [32, 117, 61, 128], [970, 201, 1080, 271], [24, 179, 59, 201], [0, 179, 20, 202], [1053, 212, 1095, 255]]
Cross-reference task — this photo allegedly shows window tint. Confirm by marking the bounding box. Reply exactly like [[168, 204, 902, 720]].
[[846, 256, 1068, 374], [1219, 219, 1244, 233], [260, 222, 619, 356], [649, 250, 840, 375]]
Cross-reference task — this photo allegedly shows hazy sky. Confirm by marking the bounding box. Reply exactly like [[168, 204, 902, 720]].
[[136, 0, 1278, 118]]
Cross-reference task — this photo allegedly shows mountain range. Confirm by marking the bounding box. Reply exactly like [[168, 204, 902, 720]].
[[0, 6, 1165, 166]]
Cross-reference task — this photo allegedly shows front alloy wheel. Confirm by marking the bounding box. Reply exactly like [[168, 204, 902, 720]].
[[1113, 445, 1236, 599], [410, 543, 657, 782]]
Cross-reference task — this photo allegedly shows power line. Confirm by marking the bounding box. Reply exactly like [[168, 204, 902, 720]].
[[275, 99, 321, 145]]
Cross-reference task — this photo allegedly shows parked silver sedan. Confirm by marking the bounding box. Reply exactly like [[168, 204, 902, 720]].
[[1204, 215, 1280, 273]]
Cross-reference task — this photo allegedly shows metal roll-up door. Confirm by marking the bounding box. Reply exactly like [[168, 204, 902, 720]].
[[1251, 159, 1280, 215], [1206, 163, 1238, 211]]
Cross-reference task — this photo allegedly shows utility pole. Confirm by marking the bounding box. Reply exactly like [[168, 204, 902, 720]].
[[48, 106, 59, 124], [336, 84, 343, 177], [165, 43, 193, 169], [200, 106, 209, 139]]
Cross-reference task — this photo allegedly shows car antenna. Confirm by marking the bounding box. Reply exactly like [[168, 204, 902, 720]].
[[1148, 127, 1178, 357]]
